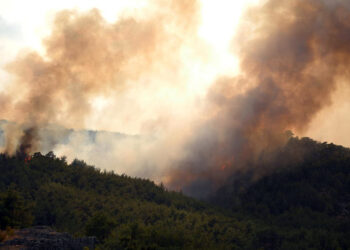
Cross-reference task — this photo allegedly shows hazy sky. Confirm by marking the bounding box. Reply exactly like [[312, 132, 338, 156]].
[[1, 0, 350, 190], [0, 1, 258, 87], [0, 0, 349, 155], [0, 1, 263, 136]]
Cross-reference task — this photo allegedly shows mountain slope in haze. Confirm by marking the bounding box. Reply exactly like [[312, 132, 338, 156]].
[[0, 136, 349, 249], [0, 120, 137, 150]]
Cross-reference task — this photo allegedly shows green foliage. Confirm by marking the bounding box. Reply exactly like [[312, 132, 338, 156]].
[[211, 137, 350, 249], [0, 189, 33, 229], [85, 212, 115, 241], [0, 136, 349, 249], [0, 151, 254, 249]]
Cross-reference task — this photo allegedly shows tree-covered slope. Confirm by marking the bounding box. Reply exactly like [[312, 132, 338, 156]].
[[0, 136, 350, 249], [0, 152, 257, 249], [211, 137, 350, 249]]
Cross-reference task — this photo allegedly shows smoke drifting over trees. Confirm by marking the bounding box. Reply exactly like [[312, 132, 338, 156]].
[[166, 0, 350, 197], [1, 0, 350, 197]]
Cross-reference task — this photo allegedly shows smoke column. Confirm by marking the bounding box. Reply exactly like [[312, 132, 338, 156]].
[[0, 0, 200, 155], [166, 0, 350, 198], [1, 0, 350, 198]]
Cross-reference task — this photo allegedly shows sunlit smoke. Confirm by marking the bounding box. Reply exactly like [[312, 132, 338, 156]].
[[0, 0, 201, 156], [1, 0, 350, 199], [166, 0, 350, 198]]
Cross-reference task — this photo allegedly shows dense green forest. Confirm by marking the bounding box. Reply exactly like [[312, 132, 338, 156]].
[[211, 137, 350, 249], [0, 137, 349, 249]]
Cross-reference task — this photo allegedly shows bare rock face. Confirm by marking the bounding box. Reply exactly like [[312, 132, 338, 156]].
[[0, 226, 96, 250]]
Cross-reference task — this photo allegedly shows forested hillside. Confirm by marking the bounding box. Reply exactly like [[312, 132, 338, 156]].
[[0, 152, 257, 249], [211, 137, 350, 249], [0, 136, 350, 249]]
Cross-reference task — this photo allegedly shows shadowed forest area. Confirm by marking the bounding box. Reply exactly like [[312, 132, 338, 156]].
[[0, 136, 349, 249]]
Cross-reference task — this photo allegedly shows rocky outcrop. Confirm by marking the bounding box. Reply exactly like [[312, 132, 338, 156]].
[[0, 226, 96, 250]]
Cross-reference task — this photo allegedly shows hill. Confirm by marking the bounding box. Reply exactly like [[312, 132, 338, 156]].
[[0, 120, 137, 151], [0, 136, 349, 249], [211, 136, 350, 249], [0, 152, 258, 249]]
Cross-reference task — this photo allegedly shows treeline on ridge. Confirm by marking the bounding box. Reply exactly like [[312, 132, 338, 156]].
[[0, 136, 349, 249]]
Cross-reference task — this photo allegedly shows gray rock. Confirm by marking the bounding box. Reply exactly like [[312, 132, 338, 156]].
[[0, 226, 96, 250]]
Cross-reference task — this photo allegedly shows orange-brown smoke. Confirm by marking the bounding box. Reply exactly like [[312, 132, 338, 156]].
[[0, 0, 200, 155], [2, 0, 350, 199], [166, 0, 350, 198]]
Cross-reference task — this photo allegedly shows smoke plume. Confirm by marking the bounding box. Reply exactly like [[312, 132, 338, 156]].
[[166, 0, 350, 198], [2, 0, 350, 199], [0, 0, 200, 155]]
